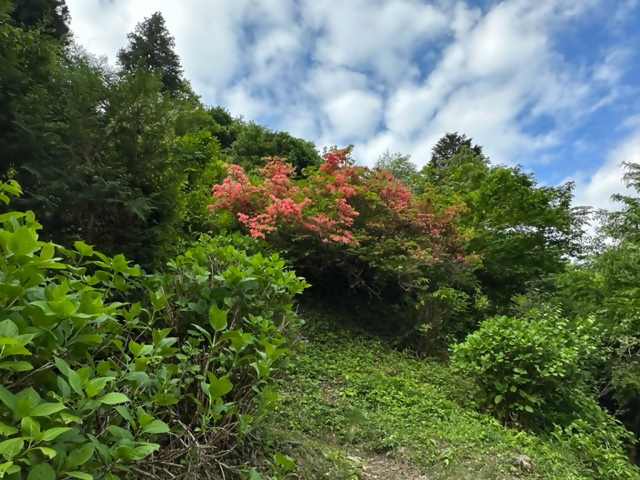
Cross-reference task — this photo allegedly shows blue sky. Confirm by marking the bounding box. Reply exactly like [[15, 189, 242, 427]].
[[66, 0, 640, 210]]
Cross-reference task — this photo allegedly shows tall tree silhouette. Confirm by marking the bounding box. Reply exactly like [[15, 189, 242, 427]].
[[117, 12, 185, 95]]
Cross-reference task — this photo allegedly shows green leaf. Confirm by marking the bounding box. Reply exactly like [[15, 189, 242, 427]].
[[0, 361, 33, 372], [0, 461, 19, 477], [141, 419, 170, 435], [74, 241, 94, 257], [64, 472, 94, 480], [67, 370, 84, 397], [525, 405, 534, 413], [0, 438, 24, 461], [66, 443, 94, 468], [0, 423, 18, 437], [72, 335, 102, 346], [248, 467, 261, 480], [207, 373, 233, 400], [54, 357, 71, 376], [128, 340, 152, 357], [0, 386, 15, 411], [15, 388, 40, 417], [27, 463, 56, 480], [0, 321, 19, 338], [7, 226, 38, 256], [41, 427, 72, 441], [84, 377, 113, 398], [97, 393, 129, 405], [115, 406, 135, 428], [127, 443, 159, 461], [494, 395, 503, 405], [111, 254, 129, 273], [208, 305, 228, 332], [35, 447, 57, 459], [135, 407, 153, 427], [40, 243, 55, 261], [59, 413, 82, 425], [20, 417, 40, 439], [107, 425, 133, 441], [29, 402, 66, 417], [274, 452, 295, 469]]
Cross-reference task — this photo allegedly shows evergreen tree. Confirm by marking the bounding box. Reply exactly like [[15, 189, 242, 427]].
[[10, 0, 70, 42], [117, 11, 184, 95], [430, 132, 484, 183]]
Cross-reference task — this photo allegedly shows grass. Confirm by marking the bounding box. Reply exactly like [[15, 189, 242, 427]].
[[265, 308, 610, 479]]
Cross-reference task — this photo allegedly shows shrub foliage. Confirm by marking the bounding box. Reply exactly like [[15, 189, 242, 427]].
[[0, 182, 307, 479]]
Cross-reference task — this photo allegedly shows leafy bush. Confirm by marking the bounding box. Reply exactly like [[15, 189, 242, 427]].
[[0, 181, 307, 479], [451, 307, 599, 427], [451, 307, 640, 478], [550, 396, 638, 480]]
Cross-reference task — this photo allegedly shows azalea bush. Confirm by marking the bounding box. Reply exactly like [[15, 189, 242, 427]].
[[208, 147, 474, 295], [207, 147, 478, 347], [0, 181, 307, 479]]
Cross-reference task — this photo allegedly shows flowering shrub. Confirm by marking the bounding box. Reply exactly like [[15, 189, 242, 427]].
[[209, 152, 357, 243], [208, 147, 472, 297]]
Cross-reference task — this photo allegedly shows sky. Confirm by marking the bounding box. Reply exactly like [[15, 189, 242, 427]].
[[65, 0, 640, 211]]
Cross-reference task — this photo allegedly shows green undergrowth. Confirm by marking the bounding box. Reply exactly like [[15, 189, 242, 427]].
[[268, 309, 623, 480]]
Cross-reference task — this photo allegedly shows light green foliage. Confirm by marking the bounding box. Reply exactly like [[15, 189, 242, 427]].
[[451, 308, 598, 425], [551, 408, 638, 480], [374, 150, 417, 188], [451, 308, 638, 478], [272, 310, 625, 480], [552, 168, 640, 454], [0, 182, 307, 478]]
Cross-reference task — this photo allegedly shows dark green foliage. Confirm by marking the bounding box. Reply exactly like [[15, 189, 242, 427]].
[[0, 0, 60, 180], [10, 0, 70, 42], [0, 185, 307, 478], [429, 132, 484, 183], [5, 51, 183, 269], [420, 143, 586, 310], [1, 20, 222, 269], [207, 106, 238, 150], [117, 11, 185, 95], [551, 163, 640, 459], [229, 120, 322, 175]]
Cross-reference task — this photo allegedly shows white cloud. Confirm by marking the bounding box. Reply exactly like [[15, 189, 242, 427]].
[[571, 128, 640, 210], [64, 0, 640, 207], [303, 0, 449, 83], [323, 90, 383, 141]]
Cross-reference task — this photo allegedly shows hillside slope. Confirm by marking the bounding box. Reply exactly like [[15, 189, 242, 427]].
[[268, 310, 624, 480]]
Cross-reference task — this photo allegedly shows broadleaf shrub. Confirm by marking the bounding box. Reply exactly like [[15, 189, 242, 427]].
[[451, 307, 639, 478], [0, 181, 307, 479], [451, 308, 599, 426]]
